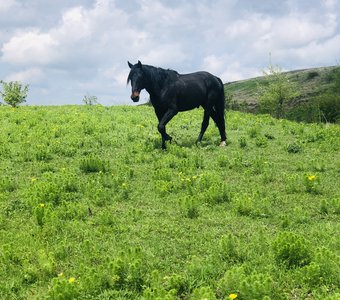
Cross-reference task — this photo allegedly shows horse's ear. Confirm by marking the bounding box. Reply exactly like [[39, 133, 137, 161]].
[[137, 60, 142, 68], [128, 61, 133, 69]]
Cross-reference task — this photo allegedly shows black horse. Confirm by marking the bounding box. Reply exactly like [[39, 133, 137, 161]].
[[127, 61, 227, 149]]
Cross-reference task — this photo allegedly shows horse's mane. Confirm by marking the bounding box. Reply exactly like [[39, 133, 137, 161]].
[[127, 63, 179, 96], [143, 65, 179, 84], [133, 64, 177, 95]]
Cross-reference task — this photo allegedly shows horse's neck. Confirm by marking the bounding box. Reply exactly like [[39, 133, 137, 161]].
[[145, 67, 166, 97]]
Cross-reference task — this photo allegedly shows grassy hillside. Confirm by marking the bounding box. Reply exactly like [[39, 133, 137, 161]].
[[0, 105, 339, 299], [225, 66, 340, 122]]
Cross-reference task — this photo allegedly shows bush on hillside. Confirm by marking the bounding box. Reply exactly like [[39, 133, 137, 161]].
[[286, 94, 340, 124], [258, 64, 299, 119], [0, 80, 29, 107]]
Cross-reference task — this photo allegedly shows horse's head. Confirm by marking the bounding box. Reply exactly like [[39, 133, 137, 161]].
[[127, 60, 144, 102]]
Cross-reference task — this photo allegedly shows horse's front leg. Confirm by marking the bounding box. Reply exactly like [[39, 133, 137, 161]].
[[158, 109, 178, 149], [155, 109, 172, 142]]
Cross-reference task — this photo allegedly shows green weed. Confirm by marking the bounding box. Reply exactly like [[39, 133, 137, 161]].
[[304, 174, 320, 194], [180, 196, 200, 219], [287, 141, 303, 153], [79, 156, 109, 173], [272, 232, 312, 268]]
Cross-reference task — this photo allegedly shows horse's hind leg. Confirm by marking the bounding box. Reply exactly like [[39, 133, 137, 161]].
[[210, 109, 226, 145]]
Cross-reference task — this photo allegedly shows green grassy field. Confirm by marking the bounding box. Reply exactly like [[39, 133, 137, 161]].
[[0, 105, 339, 299]]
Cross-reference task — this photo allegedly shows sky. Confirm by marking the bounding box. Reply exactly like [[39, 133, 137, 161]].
[[0, 0, 339, 106]]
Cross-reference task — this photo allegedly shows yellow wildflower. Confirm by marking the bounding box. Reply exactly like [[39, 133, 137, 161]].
[[39, 203, 45, 208], [68, 277, 76, 283], [307, 175, 316, 181], [229, 294, 238, 300]]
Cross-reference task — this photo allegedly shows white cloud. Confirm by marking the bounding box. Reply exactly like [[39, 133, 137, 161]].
[[0, 0, 19, 12], [270, 14, 337, 47], [322, 0, 337, 9], [202, 54, 260, 82], [5, 67, 43, 83], [141, 44, 187, 67], [53, 6, 92, 42], [203, 55, 225, 74], [1, 30, 59, 66], [283, 34, 340, 66]]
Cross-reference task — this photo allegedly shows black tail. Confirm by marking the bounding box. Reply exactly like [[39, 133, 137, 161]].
[[215, 77, 227, 142], [215, 77, 226, 115]]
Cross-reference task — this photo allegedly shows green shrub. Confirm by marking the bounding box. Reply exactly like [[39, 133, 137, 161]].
[[35, 203, 46, 226], [264, 132, 275, 140], [191, 286, 216, 300], [239, 136, 247, 148], [233, 196, 254, 216], [218, 155, 230, 167], [255, 136, 268, 147], [318, 94, 340, 123], [46, 274, 79, 300], [217, 266, 245, 298], [286, 94, 340, 124], [79, 156, 109, 173], [0, 176, 17, 192], [239, 272, 276, 300], [164, 273, 190, 298], [320, 199, 329, 214], [141, 270, 177, 300], [299, 247, 340, 288], [108, 247, 146, 292], [258, 63, 299, 118], [34, 181, 62, 206], [306, 71, 319, 80], [272, 232, 312, 268], [0, 80, 29, 107], [219, 233, 240, 262], [331, 198, 340, 214], [180, 196, 199, 219], [218, 267, 278, 299], [286, 101, 321, 123], [313, 247, 340, 286], [82, 94, 99, 105], [299, 262, 322, 287], [248, 126, 260, 138], [304, 174, 320, 194], [200, 183, 232, 205], [287, 141, 303, 153]]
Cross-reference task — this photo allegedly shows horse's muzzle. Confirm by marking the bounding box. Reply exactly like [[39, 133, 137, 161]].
[[131, 91, 140, 102]]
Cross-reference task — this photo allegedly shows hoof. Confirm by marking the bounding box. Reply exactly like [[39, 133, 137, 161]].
[[219, 141, 226, 147]]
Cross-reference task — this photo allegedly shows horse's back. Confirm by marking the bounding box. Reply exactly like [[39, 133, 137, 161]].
[[172, 71, 222, 111], [179, 71, 222, 90]]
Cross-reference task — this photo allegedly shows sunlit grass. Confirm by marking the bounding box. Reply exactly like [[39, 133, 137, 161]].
[[0, 105, 339, 299]]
